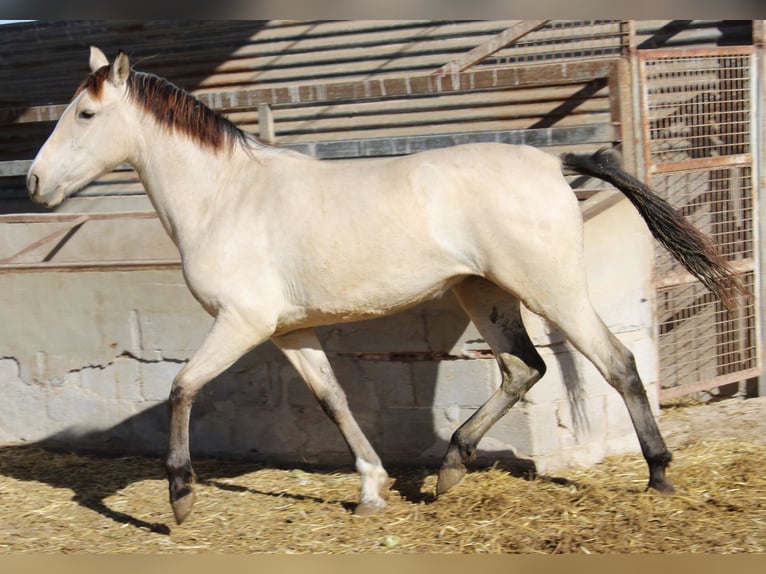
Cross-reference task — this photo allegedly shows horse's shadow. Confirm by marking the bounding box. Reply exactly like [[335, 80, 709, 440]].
[[0, 400, 542, 534], [0, 432, 174, 534], [0, 427, 350, 535]]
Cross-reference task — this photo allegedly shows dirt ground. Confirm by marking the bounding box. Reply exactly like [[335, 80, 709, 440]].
[[659, 395, 766, 448], [0, 396, 764, 554]]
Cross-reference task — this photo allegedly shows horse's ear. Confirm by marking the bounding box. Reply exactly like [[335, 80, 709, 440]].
[[110, 50, 131, 86], [89, 46, 109, 73]]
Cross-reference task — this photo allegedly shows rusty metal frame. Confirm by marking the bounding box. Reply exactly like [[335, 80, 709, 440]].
[[754, 21, 766, 397], [637, 45, 762, 400]]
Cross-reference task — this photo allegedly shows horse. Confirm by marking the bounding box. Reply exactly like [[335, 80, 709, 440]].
[[27, 47, 743, 525]]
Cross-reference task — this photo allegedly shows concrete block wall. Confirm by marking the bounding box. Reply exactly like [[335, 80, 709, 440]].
[[0, 198, 658, 475]]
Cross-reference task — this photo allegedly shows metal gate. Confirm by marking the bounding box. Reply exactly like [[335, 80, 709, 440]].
[[638, 47, 761, 400]]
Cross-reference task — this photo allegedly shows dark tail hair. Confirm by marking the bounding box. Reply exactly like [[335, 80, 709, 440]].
[[561, 148, 746, 311]]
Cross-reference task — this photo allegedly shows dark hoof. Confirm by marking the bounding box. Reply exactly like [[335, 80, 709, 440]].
[[167, 461, 197, 524], [647, 478, 675, 494], [436, 464, 467, 496], [171, 490, 196, 524]]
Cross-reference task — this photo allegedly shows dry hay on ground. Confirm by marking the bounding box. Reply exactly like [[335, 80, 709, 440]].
[[1, 398, 765, 554]]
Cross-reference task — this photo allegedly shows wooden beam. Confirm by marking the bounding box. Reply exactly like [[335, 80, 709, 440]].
[[433, 20, 549, 77], [258, 103, 275, 143]]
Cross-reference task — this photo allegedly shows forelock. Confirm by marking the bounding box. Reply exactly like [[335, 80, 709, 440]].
[[74, 66, 110, 100]]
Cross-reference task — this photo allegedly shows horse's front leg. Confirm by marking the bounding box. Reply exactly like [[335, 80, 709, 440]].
[[273, 328, 390, 515], [166, 310, 272, 525]]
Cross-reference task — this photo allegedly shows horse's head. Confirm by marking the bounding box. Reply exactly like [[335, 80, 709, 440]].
[[27, 47, 135, 208]]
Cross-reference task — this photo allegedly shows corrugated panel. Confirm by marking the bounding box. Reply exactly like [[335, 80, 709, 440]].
[[0, 20, 623, 157], [0, 19, 626, 209], [634, 20, 753, 50], [238, 81, 611, 143], [5, 20, 607, 105]]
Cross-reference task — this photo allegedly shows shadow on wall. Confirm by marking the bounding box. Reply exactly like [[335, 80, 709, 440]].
[[19, 293, 549, 467]]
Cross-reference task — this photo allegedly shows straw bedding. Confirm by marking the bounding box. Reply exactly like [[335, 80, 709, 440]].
[[1, 397, 764, 554]]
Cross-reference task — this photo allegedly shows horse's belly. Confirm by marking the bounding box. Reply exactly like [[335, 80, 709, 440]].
[[275, 270, 466, 332]]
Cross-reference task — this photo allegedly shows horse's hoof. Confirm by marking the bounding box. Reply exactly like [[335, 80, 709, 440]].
[[647, 478, 675, 494], [436, 464, 466, 496], [353, 500, 386, 516], [171, 491, 197, 524]]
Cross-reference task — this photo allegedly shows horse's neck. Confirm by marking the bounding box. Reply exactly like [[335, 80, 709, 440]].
[[132, 134, 251, 248]]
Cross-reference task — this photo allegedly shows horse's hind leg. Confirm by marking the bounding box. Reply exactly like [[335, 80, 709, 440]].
[[546, 303, 674, 493], [522, 276, 674, 494], [273, 328, 389, 515], [437, 277, 547, 495]]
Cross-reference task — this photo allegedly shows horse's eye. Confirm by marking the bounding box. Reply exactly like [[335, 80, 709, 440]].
[[79, 110, 95, 120]]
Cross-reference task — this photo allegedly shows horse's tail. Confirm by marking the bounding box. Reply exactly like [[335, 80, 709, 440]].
[[561, 148, 746, 311]]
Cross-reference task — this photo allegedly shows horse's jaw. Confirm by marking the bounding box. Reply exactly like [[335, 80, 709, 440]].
[[27, 175, 86, 208]]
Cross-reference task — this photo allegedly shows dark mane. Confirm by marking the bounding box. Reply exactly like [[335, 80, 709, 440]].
[[77, 66, 253, 153]]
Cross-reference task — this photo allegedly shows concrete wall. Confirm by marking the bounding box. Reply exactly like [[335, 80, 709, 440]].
[[0, 198, 657, 474]]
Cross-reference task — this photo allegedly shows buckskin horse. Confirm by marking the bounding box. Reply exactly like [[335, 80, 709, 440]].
[[27, 47, 743, 524]]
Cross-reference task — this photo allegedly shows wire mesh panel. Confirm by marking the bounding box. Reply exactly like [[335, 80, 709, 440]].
[[642, 51, 752, 166], [639, 47, 761, 400]]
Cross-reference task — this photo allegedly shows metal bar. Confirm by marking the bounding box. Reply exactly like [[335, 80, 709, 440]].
[[292, 123, 616, 160], [637, 54, 653, 185], [1, 124, 617, 182], [432, 20, 549, 76], [0, 215, 88, 264], [1, 211, 155, 224], [0, 160, 135, 177], [608, 57, 635, 171], [654, 258, 755, 290], [638, 45, 755, 60], [0, 104, 66, 125], [0, 211, 158, 224], [649, 154, 753, 174], [0, 259, 181, 274], [623, 21, 645, 179], [755, 21, 766, 397], [659, 367, 762, 401], [0, 160, 32, 177]]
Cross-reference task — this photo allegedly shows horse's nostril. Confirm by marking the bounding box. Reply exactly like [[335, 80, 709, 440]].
[[27, 173, 39, 195], [27, 174, 40, 197]]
